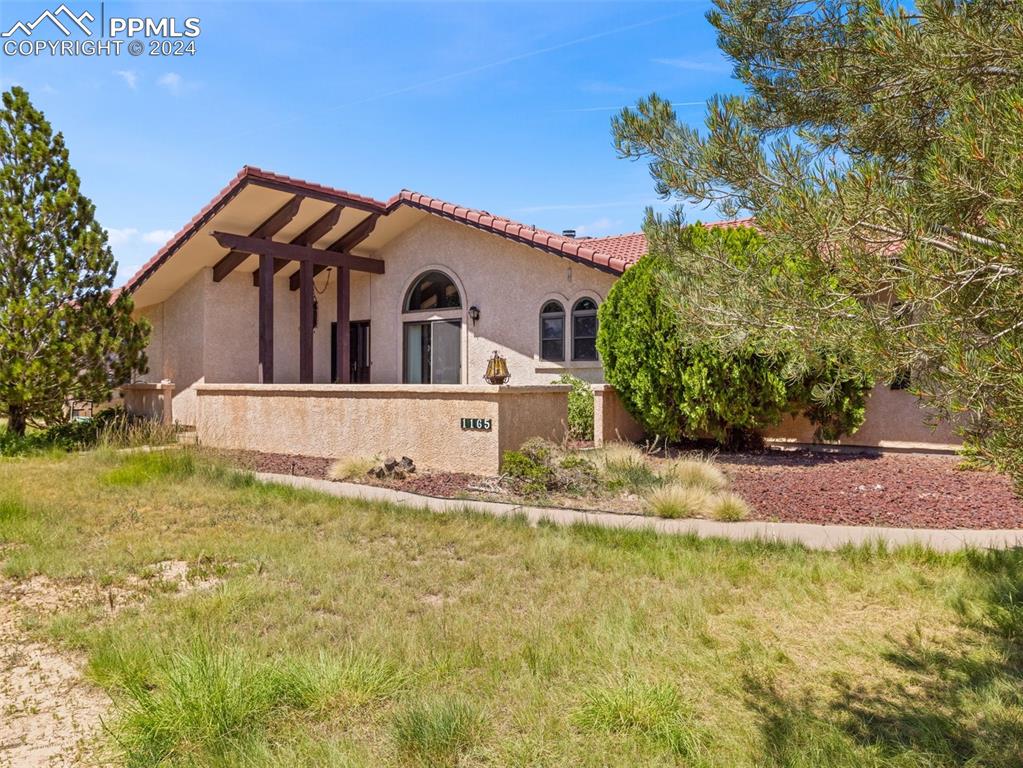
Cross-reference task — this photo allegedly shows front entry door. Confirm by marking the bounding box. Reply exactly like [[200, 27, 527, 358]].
[[331, 321, 371, 383]]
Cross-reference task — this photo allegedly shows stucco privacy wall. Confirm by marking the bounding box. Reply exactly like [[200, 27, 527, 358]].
[[592, 385, 646, 447], [194, 384, 570, 475], [762, 384, 961, 451]]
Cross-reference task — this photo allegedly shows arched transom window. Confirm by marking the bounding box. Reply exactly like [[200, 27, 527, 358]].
[[403, 270, 462, 384], [539, 300, 565, 361], [404, 270, 461, 312], [572, 298, 599, 361]]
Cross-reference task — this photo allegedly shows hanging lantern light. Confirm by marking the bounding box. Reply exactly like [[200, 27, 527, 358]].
[[484, 350, 511, 385]]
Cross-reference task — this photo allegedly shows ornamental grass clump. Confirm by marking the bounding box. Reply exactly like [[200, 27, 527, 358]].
[[643, 484, 713, 519], [662, 458, 729, 492], [595, 442, 659, 491], [710, 492, 751, 522], [328, 456, 376, 482]]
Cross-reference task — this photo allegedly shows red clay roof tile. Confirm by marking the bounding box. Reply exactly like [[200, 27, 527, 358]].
[[120, 166, 755, 297]]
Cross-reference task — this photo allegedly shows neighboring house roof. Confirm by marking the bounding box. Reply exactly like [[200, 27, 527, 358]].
[[119, 166, 751, 298]]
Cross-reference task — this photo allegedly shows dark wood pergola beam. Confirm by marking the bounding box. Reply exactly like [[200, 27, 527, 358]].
[[252, 204, 344, 286], [289, 213, 381, 291], [211, 231, 385, 274], [212, 196, 302, 282]]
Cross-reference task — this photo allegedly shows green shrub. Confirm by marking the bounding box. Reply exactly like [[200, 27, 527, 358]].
[[597, 224, 872, 446], [556, 373, 594, 441], [502, 440, 556, 496]]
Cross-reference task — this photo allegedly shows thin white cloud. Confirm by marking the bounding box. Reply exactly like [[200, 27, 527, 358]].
[[516, 199, 660, 214], [573, 217, 625, 237], [106, 227, 139, 246], [141, 229, 175, 245], [654, 57, 730, 74], [158, 72, 183, 94], [107, 227, 174, 247], [116, 69, 138, 89]]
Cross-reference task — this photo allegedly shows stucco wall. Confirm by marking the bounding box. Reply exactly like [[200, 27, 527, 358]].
[[592, 385, 646, 447], [365, 216, 617, 386], [194, 383, 570, 475], [137, 269, 207, 425], [764, 385, 960, 451]]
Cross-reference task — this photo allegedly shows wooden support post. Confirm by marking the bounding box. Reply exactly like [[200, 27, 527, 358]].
[[299, 260, 314, 383], [336, 266, 351, 383], [258, 253, 274, 383]]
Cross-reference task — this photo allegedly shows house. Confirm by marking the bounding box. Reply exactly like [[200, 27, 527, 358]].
[[120, 166, 958, 472]]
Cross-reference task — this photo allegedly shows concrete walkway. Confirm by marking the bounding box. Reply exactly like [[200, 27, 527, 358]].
[[254, 472, 1023, 553]]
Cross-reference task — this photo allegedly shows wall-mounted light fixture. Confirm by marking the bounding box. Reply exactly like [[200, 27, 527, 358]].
[[468, 305, 481, 328]]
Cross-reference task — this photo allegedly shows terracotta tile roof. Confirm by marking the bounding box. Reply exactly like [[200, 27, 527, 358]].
[[584, 232, 648, 265], [119, 165, 755, 297], [392, 190, 632, 274]]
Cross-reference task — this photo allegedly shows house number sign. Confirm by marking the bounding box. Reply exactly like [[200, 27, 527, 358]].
[[460, 417, 493, 431]]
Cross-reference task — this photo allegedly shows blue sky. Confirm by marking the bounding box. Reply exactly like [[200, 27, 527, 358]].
[[1, 0, 739, 282]]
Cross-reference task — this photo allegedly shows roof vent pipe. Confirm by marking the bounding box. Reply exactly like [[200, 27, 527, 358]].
[[562, 229, 576, 238]]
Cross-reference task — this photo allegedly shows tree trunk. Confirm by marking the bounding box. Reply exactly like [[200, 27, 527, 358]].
[[7, 404, 26, 437]]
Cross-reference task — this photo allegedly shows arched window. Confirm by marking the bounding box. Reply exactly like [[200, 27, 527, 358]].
[[539, 300, 565, 361], [404, 270, 461, 312], [572, 298, 598, 361], [403, 270, 462, 384]]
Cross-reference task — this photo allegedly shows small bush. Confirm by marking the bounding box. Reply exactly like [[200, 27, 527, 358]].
[[643, 484, 712, 519], [329, 456, 376, 481], [663, 458, 728, 491], [711, 492, 751, 522], [556, 373, 594, 441], [392, 698, 482, 766], [503, 438, 558, 495]]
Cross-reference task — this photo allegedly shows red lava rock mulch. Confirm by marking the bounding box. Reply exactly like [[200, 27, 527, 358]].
[[216, 448, 1023, 531], [718, 451, 1023, 530]]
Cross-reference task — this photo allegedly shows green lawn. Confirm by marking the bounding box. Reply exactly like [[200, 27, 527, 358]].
[[1, 448, 1021, 767]]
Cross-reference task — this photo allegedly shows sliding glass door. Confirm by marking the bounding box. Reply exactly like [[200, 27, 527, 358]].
[[403, 319, 461, 384]]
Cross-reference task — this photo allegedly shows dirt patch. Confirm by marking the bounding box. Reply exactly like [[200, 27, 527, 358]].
[[220, 447, 1023, 530], [0, 576, 108, 768], [0, 560, 224, 766]]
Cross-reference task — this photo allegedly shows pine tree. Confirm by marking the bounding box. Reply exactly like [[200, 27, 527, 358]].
[[612, 1, 1023, 479], [0, 87, 149, 436]]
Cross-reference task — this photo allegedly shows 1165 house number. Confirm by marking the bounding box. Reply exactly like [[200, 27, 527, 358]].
[[460, 417, 492, 431]]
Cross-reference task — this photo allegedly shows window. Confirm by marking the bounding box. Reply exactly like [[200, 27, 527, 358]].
[[405, 271, 461, 312], [539, 300, 565, 361], [572, 298, 598, 361], [402, 270, 462, 384]]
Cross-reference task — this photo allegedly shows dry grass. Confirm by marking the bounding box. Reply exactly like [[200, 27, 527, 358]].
[[642, 484, 713, 519], [328, 456, 377, 482], [662, 457, 729, 492], [0, 449, 1020, 767], [710, 492, 751, 522]]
